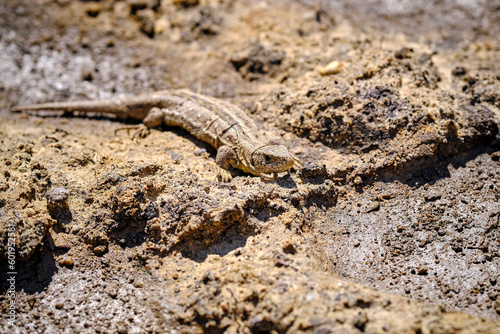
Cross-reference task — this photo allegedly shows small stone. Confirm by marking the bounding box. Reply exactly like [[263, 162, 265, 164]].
[[85, 3, 101, 17], [365, 200, 380, 213], [137, 8, 156, 37], [105, 287, 118, 299], [194, 148, 207, 156], [46, 187, 70, 214], [172, 0, 199, 7], [282, 242, 297, 255], [230, 52, 248, 67], [81, 68, 93, 81], [491, 151, 500, 162], [313, 325, 335, 334], [417, 266, 429, 276], [93, 245, 107, 255], [154, 17, 170, 35], [452, 66, 467, 76], [46, 187, 70, 204], [132, 279, 143, 288], [127, 0, 155, 12], [71, 225, 82, 233], [171, 152, 182, 164], [117, 323, 128, 334], [424, 190, 441, 201], [58, 256, 74, 267], [318, 61, 344, 76], [353, 311, 368, 331], [395, 47, 413, 59], [353, 176, 362, 185]]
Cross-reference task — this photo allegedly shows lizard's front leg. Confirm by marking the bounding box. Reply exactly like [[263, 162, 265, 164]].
[[115, 107, 164, 138], [215, 145, 238, 182]]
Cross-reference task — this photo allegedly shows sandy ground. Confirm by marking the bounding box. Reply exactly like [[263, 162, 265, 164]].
[[0, 0, 499, 333]]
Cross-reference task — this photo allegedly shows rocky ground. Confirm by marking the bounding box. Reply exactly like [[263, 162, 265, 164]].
[[0, 0, 499, 333]]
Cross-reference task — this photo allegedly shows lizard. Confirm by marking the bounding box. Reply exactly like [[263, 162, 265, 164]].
[[11, 89, 301, 182]]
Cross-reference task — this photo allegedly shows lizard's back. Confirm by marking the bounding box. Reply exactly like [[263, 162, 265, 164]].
[[160, 90, 264, 150]]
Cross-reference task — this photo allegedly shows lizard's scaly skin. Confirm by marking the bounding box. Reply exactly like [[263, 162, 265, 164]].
[[11, 89, 300, 181]]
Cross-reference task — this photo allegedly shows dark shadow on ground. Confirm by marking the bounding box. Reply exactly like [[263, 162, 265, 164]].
[[177, 223, 255, 263], [371, 144, 498, 188], [0, 248, 58, 294]]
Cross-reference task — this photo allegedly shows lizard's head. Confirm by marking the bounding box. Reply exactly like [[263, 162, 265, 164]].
[[251, 144, 296, 174]]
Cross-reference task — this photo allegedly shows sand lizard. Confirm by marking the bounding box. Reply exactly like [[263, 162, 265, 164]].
[[11, 89, 301, 182]]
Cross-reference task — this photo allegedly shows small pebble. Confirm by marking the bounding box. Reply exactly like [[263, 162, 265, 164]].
[[46, 187, 70, 204], [58, 256, 74, 267], [194, 148, 207, 156], [85, 3, 101, 17], [154, 17, 170, 35], [105, 287, 118, 299], [171, 152, 182, 164], [93, 245, 107, 255], [132, 279, 143, 288], [173, 0, 200, 7], [452, 66, 467, 76], [318, 61, 344, 76]]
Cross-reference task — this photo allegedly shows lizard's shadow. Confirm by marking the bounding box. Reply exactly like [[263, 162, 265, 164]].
[[165, 126, 253, 179], [28, 112, 229, 168], [23, 111, 129, 122]]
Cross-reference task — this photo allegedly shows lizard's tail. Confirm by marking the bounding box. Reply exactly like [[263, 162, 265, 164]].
[[10, 100, 128, 114], [10, 104, 57, 113], [9, 100, 142, 123]]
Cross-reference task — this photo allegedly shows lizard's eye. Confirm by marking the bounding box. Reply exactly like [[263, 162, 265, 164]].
[[263, 155, 271, 162]]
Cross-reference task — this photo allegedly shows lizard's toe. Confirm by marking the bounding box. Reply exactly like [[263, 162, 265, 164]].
[[260, 173, 275, 182], [292, 156, 303, 171], [115, 124, 150, 139], [131, 124, 150, 139], [216, 168, 233, 183]]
